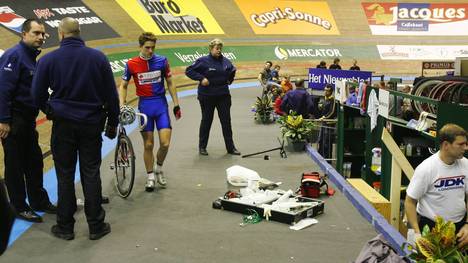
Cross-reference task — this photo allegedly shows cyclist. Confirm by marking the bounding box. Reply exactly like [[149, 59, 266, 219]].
[[119, 32, 181, 192]]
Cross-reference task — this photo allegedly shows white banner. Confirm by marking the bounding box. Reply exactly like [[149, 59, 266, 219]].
[[377, 45, 468, 60], [378, 89, 390, 118]]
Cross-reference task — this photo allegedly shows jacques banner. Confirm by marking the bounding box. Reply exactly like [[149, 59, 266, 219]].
[[362, 2, 468, 35], [0, 0, 119, 48]]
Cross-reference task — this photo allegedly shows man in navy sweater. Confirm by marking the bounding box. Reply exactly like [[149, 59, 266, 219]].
[[185, 39, 240, 156], [0, 19, 56, 223], [280, 79, 312, 118], [31, 17, 119, 241]]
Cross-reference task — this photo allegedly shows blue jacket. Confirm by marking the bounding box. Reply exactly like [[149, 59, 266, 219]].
[[185, 54, 236, 96], [0, 41, 41, 122], [281, 88, 311, 117], [32, 37, 119, 126]]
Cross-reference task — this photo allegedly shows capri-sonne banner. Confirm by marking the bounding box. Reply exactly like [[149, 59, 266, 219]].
[[234, 0, 339, 35]]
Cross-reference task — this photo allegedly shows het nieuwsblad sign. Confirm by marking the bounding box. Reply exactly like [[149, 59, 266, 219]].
[[116, 0, 223, 35], [0, 0, 119, 48], [362, 2, 468, 35]]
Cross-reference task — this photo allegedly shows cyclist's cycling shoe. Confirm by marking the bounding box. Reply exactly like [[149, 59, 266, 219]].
[[156, 171, 167, 188], [145, 178, 155, 192]]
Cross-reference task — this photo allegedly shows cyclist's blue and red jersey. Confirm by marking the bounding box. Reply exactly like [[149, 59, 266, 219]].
[[122, 54, 172, 131], [122, 54, 171, 97]]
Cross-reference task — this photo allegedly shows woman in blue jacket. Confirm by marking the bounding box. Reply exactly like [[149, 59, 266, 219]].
[[185, 39, 240, 156]]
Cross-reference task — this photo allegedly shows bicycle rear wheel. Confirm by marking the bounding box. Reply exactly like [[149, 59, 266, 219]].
[[114, 134, 135, 198]]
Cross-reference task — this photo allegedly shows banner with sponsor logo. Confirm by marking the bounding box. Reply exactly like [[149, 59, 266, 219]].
[[422, 61, 455, 76], [234, 0, 339, 35], [377, 45, 468, 60], [107, 45, 376, 77], [308, 68, 372, 90], [0, 0, 119, 48], [115, 0, 223, 35], [362, 2, 468, 35]]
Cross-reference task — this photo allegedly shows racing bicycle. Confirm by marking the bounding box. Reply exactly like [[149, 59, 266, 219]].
[[111, 106, 147, 198]]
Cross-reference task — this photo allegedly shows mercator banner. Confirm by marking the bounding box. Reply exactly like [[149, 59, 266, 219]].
[[362, 2, 468, 35], [0, 0, 119, 48], [107, 45, 379, 77], [308, 68, 372, 90]]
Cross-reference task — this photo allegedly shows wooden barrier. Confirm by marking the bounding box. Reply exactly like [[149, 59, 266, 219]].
[[347, 178, 391, 223]]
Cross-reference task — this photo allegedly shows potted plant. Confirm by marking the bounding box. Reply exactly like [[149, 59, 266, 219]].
[[277, 111, 315, 151], [252, 95, 273, 124], [404, 216, 467, 262]]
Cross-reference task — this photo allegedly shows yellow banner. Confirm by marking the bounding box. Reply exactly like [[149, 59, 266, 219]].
[[234, 0, 339, 35], [116, 0, 224, 35]]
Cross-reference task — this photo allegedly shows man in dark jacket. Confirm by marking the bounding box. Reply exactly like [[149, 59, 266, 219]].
[[31, 17, 119, 241], [0, 19, 56, 223], [185, 38, 240, 156], [280, 78, 311, 117]]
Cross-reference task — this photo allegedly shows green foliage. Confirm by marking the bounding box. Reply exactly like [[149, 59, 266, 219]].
[[405, 216, 467, 263], [253, 95, 273, 123], [277, 111, 315, 142]]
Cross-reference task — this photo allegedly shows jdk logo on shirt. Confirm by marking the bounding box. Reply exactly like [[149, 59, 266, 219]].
[[434, 175, 465, 191]]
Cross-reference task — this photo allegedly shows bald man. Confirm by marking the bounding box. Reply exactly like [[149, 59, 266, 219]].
[[32, 17, 119, 241]]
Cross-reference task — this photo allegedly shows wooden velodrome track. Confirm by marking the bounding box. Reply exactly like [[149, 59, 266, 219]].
[[1, 0, 468, 261], [1, 0, 468, 182]]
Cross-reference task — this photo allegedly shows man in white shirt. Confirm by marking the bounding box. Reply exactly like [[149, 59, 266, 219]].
[[405, 123, 468, 248]]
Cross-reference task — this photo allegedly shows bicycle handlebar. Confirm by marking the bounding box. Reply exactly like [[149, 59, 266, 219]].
[[135, 112, 148, 131]]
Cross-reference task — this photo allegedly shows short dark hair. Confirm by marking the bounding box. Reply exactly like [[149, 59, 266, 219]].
[[295, 78, 305, 88], [22, 19, 44, 33], [319, 61, 326, 66], [265, 61, 272, 66], [333, 57, 340, 64], [325, 84, 334, 91], [439, 124, 466, 144], [138, 32, 157, 46]]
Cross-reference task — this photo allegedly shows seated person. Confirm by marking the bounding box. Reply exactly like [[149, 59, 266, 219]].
[[405, 124, 468, 248], [271, 64, 280, 82], [280, 75, 293, 94], [349, 59, 360, 71], [329, 58, 342, 70], [400, 85, 414, 120], [345, 86, 359, 106], [273, 90, 285, 116], [280, 78, 310, 117], [316, 61, 327, 69]]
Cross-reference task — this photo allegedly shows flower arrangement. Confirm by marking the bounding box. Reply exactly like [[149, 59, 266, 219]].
[[252, 95, 273, 123], [277, 111, 315, 142], [405, 216, 467, 262]]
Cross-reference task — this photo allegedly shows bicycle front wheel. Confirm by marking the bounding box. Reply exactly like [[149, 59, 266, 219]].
[[114, 134, 135, 198]]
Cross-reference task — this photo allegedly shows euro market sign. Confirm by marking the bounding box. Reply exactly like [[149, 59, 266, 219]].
[[362, 2, 468, 35], [234, 0, 339, 35], [116, 0, 223, 35], [0, 1, 119, 48]]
